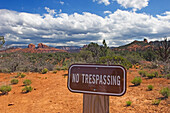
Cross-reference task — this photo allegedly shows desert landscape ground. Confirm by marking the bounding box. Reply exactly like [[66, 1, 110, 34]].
[[0, 67, 169, 113]]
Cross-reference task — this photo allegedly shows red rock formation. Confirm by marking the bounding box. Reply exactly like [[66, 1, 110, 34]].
[[38, 43, 48, 48], [28, 43, 35, 49], [144, 38, 148, 43]]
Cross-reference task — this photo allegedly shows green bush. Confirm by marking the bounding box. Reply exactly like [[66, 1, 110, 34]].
[[153, 71, 159, 78], [41, 68, 48, 74], [126, 101, 132, 106], [20, 73, 26, 78], [0, 85, 12, 94], [160, 87, 170, 98], [158, 75, 163, 78], [131, 77, 142, 86], [147, 85, 154, 91], [147, 73, 155, 79], [138, 70, 147, 77], [61, 66, 68, 71], [22, 86, 33, 93], [152, 99, 161, 105], [16, 73, 26, 78], [56, 68, 61, 71], [53, 70, 57, 74], [165, 74, 170, 79], [15, 73, 21, 78], [23, 79, 32, 86], [11, 79, 19, 85]]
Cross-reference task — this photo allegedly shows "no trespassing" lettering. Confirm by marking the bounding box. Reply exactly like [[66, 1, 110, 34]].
[[72, 73, 120, 86]]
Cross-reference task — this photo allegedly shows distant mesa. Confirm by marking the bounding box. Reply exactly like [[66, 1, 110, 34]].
[[0, 43, 67, 53], [28, 43, 49, 49], [144, 38, 148, 43], [28, 43, 35, 49], [38, 43, 48, 48], [112, 38, 152, 52]]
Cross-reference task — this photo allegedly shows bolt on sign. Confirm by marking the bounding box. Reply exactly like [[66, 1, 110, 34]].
[[68, 64, 127, 96]]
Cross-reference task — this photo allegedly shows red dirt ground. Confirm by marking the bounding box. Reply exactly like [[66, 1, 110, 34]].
[[0, 69, 169, 113]]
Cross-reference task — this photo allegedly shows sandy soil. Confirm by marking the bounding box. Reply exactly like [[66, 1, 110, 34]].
[[0, 69, 169, 113]]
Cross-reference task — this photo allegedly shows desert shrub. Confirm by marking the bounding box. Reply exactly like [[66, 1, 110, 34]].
[[99, 56, 132, 69], [138, 70, 147, 77], [22, 86, 33, 93], [148, 62, 159, 69], [152, 99, 161, 105], [0, 52, 71, 72], [160, 62, 170, 75], [61, 66, 68, 71], [131, 77, 142, 86], [160, 87, 170, 98], [16, 73, 26, 78], [11, 79, 19, 85], [20, 73, 26, 78], [53, 70, 57, 74], [165, 74, 170, 79], [158, 75, 163, 78], [41, 68, 48, 74], [153, 71, 159, 78], [15, 73, 21, 78], [23, 79, 32, 86], [126, 101, 132, 106], [147, 85, 154, 91], [147, 73, 155, 79], [56, 67, 61, 71], [0, 85, 11, 94]]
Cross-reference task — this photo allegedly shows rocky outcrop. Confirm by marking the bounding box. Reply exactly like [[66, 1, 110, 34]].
[[28, 43, 35, 49], [38, 43, 48, 48], [112, 39, 152, 52], [0, 43, 67, 53], [144, 38, 148, 43]]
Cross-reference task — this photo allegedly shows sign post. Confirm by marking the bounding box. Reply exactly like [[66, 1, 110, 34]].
[[68, 64, 127, 113]]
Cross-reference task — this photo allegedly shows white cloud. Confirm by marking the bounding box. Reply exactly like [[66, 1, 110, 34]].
[[157, 11, 170, 22], [60, 1, 64, 5], [0, 9, 170, 47], [93, 0, 110, 6], [104, 11, 112, 14], [116, 0, 149, 11], [45, 7, 56, 16]]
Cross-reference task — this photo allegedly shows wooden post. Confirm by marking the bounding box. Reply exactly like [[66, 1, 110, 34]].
[[83, 94, 109, 113]]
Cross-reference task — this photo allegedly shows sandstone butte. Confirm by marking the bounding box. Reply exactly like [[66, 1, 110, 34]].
[[113, 39, 154, 52], [0, 43, 67, 53]]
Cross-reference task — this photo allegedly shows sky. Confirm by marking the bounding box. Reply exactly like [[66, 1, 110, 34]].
[[0, 0, 170, 47]]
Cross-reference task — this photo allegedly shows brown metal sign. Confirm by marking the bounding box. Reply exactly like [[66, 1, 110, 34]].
[[67, 64, 127, 96]]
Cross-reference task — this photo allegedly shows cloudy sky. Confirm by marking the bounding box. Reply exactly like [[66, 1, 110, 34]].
[[0, 0, 170, 47]]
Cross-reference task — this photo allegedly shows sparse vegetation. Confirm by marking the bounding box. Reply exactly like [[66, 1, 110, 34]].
[[16, 73, 26, 78], [160, 87, 170, 98], [20, 73, 26, 78], [158, 75, 163, 78], [153, 71, 159, 78], [0, 85, 11, 95], [131, 77, 142, 86], [53, 70, 57, 74], [22, 86, 33, 93], [146, 73, 155, 79], [126, 101, 132, 106], [138, 70, 147, 77], [165, 74, 170, 79], [23, 79, 32, 86], [152, 99, 161, 105], [147, 85, 153, 91], [41, 68, 48, 74], [11, 79, 19, 85]]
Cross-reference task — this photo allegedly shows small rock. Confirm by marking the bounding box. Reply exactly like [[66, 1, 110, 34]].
[[8, 103, 14, 106]]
